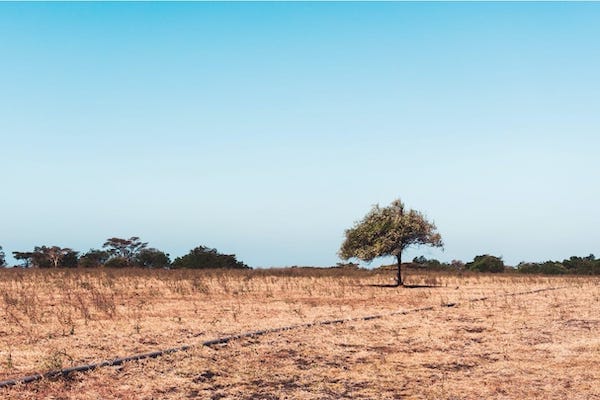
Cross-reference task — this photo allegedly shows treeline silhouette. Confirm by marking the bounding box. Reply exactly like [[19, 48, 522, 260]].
[[1, 242, 598, 274], [0, 237, 249, 269], [411, 254, 600, 275]]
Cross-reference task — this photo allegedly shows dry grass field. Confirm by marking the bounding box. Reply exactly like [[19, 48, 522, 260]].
[[0, 268, 599, 399]]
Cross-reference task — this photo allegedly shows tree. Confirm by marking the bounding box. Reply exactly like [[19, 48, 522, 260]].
[[39, 246, 78, 268], [103, 237, 148, 266], [172, 246, 249, 269], [78, 249, 111, 268], [517, 261, 566, 275], [22, 246, 79, 268], [339, 199, 443, 286], [60, 249, 80, 268], [465, 255, 504, 273], [450, 259, 465, 271], [562, 254, 598, 274], [135, 248, 171, 268], [13, 251, 33, 268], [0, 246, 6, 267]]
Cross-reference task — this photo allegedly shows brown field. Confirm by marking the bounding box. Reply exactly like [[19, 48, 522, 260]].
[[0, 268, 599, 399]]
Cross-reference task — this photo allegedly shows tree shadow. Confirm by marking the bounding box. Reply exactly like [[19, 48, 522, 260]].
[[403, 284, 443, 289], [365, 283, 443, 289]]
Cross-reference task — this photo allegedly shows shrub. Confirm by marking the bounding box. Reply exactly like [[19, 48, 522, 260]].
[[104, 257, 130, 268], [172, 246, 249, 269], [517, 261, 567, 275], [562, 254, 599, 274], [135, 248, 171, 268], [466, 255, 504, 273], [78, 249, 111, 268]]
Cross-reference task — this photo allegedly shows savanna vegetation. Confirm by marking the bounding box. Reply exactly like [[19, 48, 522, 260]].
[[5, 237, 248, 270]]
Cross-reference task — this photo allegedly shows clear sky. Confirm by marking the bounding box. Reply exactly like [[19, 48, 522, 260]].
[[1, 2, 598, 267]]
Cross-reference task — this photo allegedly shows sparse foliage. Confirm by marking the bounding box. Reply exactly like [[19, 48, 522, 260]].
[[103, 237, 148, 267], [12, 251, 34, 268], [339, 199, 443, 286]]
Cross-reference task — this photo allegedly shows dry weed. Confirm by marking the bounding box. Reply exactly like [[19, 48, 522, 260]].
[[0, 269, 598, 398]]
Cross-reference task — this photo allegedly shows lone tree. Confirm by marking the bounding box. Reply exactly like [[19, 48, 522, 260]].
[[339, 199, 443, 286]]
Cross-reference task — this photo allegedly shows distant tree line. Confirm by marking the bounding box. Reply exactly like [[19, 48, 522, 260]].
[[412, 254, 600, 275], [1, 240, 598, 275], [2, 237, 249, 270], [516, 254, 599, 275]]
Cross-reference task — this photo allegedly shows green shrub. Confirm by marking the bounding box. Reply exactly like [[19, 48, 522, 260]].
[[517, 261, 567, 275], [465, 255, 504, 273], [172, 246, 249, 269], [135, 248, 171, 268], [562, 254, 599, 274], [104, 257, 130, 268]]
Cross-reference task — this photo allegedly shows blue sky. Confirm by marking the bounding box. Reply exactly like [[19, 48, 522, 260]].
[[1, 3, 598, 267]]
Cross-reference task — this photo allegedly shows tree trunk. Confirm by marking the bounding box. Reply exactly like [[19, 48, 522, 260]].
[[396, 253, 403, 287]]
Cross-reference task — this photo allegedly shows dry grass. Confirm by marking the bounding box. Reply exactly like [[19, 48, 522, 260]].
[[0, 268, 598, 399]]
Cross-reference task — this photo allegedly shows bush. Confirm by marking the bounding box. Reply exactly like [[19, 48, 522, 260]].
[[562, 254, 599, 274], [413, 256, 440, 267], [517, 261, 567, 275], [104, 257, 130, 268], [466, 255, 504, 273], [172, 246, 249, 269], [78, 249, 111, 268], [135, 248, 171, 268]]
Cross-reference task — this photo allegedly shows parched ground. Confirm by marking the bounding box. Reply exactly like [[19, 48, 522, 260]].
[[1, 269, 598, 399]]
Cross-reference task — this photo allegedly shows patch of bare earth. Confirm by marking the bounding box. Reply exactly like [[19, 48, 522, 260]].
[[1, 269, 598, 399]]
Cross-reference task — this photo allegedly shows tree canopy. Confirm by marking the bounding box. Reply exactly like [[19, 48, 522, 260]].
[[103, 237, 148, 267], [12, 246, 78, 268], [102, 236, 148, 264], [78, 249, 111, 268], [135, 248, 171, 269], [339, 199, 443, 286]]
